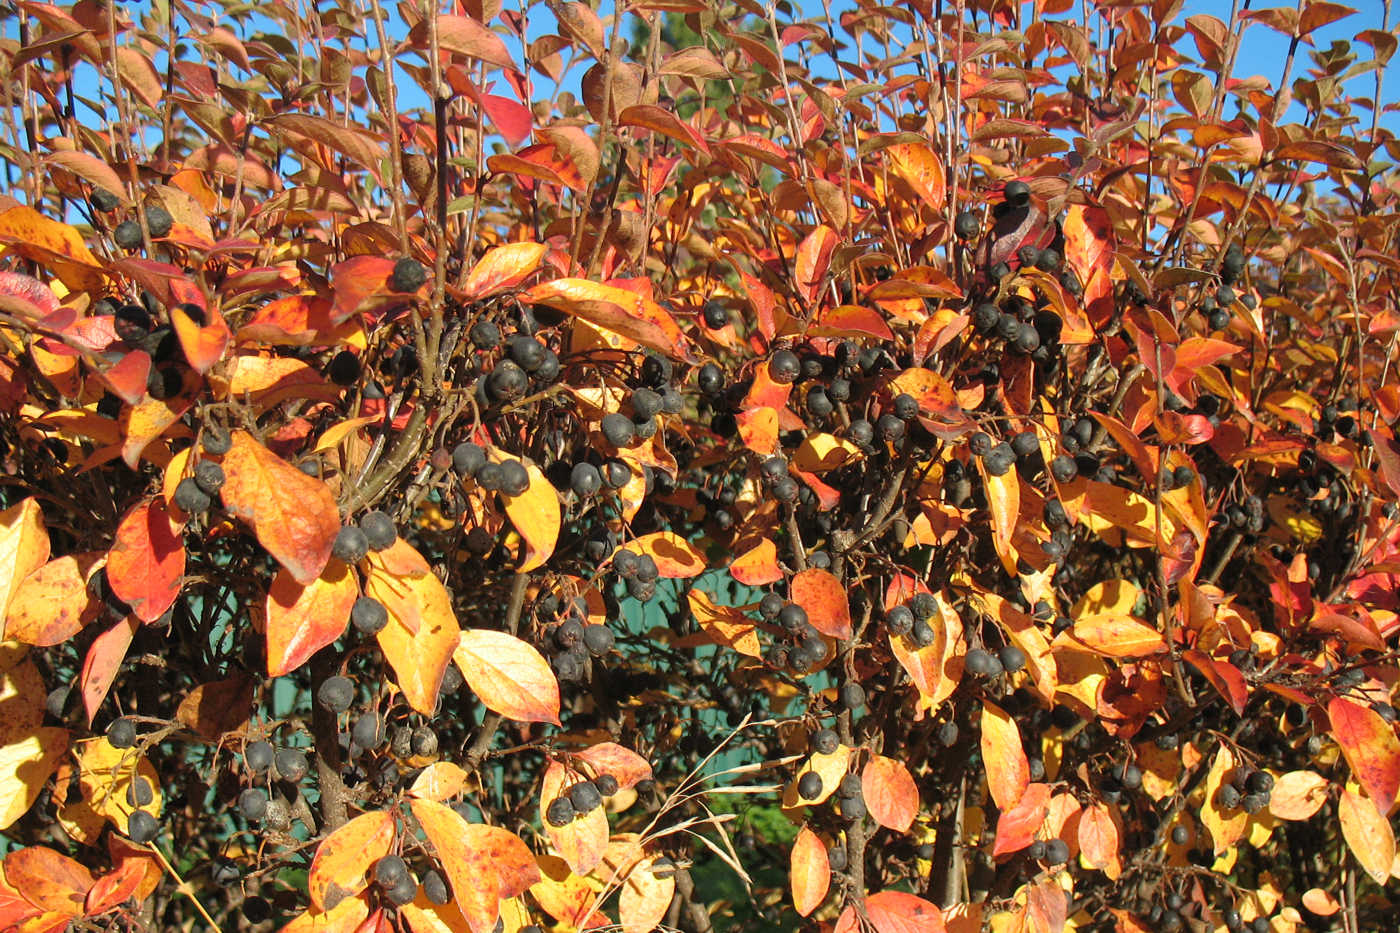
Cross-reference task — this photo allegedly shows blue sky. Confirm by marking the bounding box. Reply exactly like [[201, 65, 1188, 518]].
[[5, 1, 1396, 181]]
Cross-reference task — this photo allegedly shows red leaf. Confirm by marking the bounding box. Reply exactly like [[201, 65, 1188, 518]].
[[846, 891, 946, 933], [790, 568, 852, 640], [1328, 696, 1400, 815], [106, 498, 184, 623], [80, 615, 137, 725], [1182, 649, 1248, 715]]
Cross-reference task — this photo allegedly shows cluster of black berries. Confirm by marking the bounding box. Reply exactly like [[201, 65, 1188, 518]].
[[102, 197, 173, 251], [545, 774, 620, 826], [882, 592, 940, 648], [1215, 768, 1274, 815], [469, 322, 561, 406], [371, 852, 451, 908], [613, 548, 660, 602], [760, 593, 826, 674], [450, 441, 532, 497], [236, 740, 304, 833], [1197, 242, 1257, 332], [547, 610, 616, 683], [964, 644, 1027, 678]]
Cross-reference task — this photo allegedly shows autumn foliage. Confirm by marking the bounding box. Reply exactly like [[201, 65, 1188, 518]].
[[2, 0, 1400, 930]]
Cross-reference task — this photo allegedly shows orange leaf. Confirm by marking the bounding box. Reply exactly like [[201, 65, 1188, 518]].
[[1269, 770, 1329, 821], [410, 800, 499, 933], [885, 143, 946, 212], [364, 549, 461, 715], [811, 304, 894, 340], [499, 459, 560, 572], [453, 630, 561, 725], [686, 588, 762, 657], [888, 368, 962, 422], [992, 781, 1050, 857], [889, 591, 964, 714], [860, 890, 946, 933], [0, 498, 49, 621], [309, 810, 396, 911], [616, 531, 705, 578], [2, 847, 93, 916], [979, 461, 1020, 575], [119, 370, 198, 469], [521, 278, 695, 362], [1077, 803, 1121, 876], [5, 555, 93, 646], [1201, 745, 1248, 854], [0, 206, 102, 291], [789, 826, 830, 917], [541, 761, 608, 875], [861, 754, 919, 833], [408, 762, 470, 801], [265, 561, 358, 677], [1338, 785, 1396, 885], [981, 701, 1029, 810], [618, 854, 676, 933], [1327, 696, 1400, 815], [1302, 888, 1341, 917], [221, 431, 339, 585], [169, 302, 230, 374], [729, 538, 783, 586], [1059, 615, 1167, 658], [278, 892, 371, 933], [462, 242, 546, 300], [106, 498, 184, 623], [736, 406, 779, 455], [790, 568, 852, 640], [574, 742, 654, 790]]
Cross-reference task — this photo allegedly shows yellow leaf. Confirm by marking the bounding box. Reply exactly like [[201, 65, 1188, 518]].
[[1339, 785, 1396, 885]]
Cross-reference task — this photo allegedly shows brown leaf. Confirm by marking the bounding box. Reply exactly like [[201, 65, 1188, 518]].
[[174, 674, 254, 741]]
